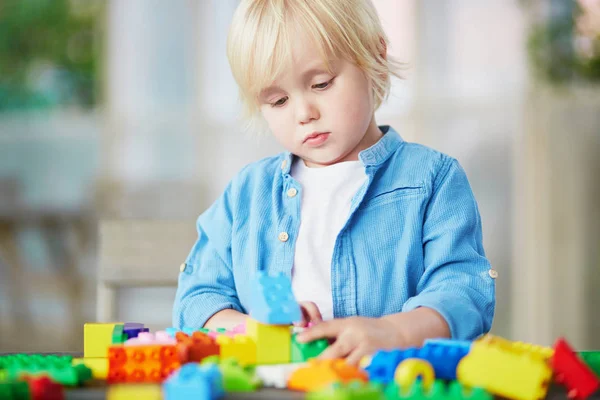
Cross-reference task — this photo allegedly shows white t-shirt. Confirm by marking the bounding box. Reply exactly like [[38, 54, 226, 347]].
[[290, 157, 368, 320]]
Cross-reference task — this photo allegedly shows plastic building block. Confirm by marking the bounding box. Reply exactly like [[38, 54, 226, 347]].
[[107, 383, 163, 400], [394, 359, 435, 394], [126, 331, 176, 346], [255, 363, 306, 389], [107, 344, 182, 383], [385, 379, 492, 400], [175, 331, 220, 362], [249, 271, 302, 324], [423, 338, 472, 353], [25, 376, 64, 400], [123, 322, 147, 339], [366, 344, 468, 384], [579, 351, 600, 377], [111, 324, 126, 344], [287, 358, 369, 392], [165, 327, 179, 338], [291, 334, 328, 362], [246, 318, 291, 364], [218, 357, 262, 392], [307, 381, 385, 400], [477, 334, 554, 361], [216, 335, 257, 366], [456, 340, 551, 400], [552, 337, 600, 399], [72, 357, 108, 379], [163, 363, 223, 400], [84, 323, 122, 358], [0, 381, 30, 400], [0, 354, 92, 386]]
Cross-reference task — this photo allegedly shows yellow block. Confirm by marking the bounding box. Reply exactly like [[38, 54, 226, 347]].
[[476, 334, 554, 360], [107, 384, 162, 400], [457, 341, 552, 400], [246, 318, 290, 364], [84, 322, 121, 358], [216, 335, 257, 366], [72, 357, 108, 379]]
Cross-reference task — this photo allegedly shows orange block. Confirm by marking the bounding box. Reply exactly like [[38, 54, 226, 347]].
[[107, 344, 183, 384], [287, 359, 368, 392], [175, 331, 220, 363]]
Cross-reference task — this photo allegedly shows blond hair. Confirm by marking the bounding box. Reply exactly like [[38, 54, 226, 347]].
[[227, 0, 403, 126]]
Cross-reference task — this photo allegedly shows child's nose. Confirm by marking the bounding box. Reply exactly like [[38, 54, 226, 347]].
[[297, 98, 320, 125]]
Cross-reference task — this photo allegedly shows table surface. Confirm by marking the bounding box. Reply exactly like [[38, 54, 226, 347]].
[[2, 353, 599, 400]]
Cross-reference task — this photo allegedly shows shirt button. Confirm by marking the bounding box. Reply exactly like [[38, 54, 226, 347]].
[[278, 232, 289, 242], [281, 159, 287, 170], [180, 263, 186, 272], [287, 188, 297, 198], [488, 269, 498, 279]]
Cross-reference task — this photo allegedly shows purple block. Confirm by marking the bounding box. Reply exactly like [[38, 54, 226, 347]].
[[123, 322, 147, 339]]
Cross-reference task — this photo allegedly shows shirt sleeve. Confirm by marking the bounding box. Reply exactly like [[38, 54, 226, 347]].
[[402, 157, 496, 340], [172, 180, 245, 329]]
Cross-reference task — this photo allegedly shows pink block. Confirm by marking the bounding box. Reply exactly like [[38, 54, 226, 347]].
[[231, 323, 246, 334], [125, 331, 177, 345]]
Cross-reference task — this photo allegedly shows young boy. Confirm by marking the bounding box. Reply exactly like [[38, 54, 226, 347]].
[[173, 0, 496, 365]]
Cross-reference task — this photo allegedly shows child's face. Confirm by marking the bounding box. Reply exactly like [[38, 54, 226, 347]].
[[258, 31, 378, 167]]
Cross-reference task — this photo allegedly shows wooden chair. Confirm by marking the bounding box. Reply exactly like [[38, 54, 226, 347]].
[[96, 219, 197, 323]]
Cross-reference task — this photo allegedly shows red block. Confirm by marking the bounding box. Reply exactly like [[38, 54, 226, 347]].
[[107, 344, 183, 384], [175, 331, 220, 362], [25, 376, 64, 400], [552, 337, 600, 399]]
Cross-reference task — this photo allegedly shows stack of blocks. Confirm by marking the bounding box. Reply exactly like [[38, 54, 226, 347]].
[[5, 270, 600, 399]]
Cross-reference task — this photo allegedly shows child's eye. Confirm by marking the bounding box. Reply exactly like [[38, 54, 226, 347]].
[[271, 97, 288, 107], [312, 78, 334, 90]]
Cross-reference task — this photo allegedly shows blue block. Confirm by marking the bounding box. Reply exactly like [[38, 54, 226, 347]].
[[163, 363, 223, 400], [365, 348, 420, 384], [366, 342, 470, 383], [249, 271, 301, 325], [165, 327, 179, 338], [424, 338, 472, 353]]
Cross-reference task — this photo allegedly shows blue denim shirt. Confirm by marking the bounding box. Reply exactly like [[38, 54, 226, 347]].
[[172, 126, 496, 339]]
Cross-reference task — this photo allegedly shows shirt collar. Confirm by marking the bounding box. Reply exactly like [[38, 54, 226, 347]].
[[280, 125, 403, 175]]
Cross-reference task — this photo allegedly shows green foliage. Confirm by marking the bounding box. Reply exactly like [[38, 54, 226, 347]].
[[522, 0, 600, 84], [0, 0, 104, 111]]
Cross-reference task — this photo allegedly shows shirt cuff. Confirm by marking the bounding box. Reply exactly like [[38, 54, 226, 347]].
[[402, 291, 488, 340]]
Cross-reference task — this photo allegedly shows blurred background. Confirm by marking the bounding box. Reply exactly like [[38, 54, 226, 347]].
[[0, 0, 598, 352]]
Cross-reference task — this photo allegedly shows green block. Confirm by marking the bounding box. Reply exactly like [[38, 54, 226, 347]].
[[579, 351, 600, 377], [0, 354, 91, 386], [218, 357, 261, 392], [199, 328, 211, 334], [0, 381, 30, 400], [111, 324, 126, 344], [308, 381, 385, 400], [291, 334, 328, 362], [385, 380, 491, 400], [216, 328, 227, 334]]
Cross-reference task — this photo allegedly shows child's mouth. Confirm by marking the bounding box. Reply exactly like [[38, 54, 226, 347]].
[[304, 132, 330, 147]]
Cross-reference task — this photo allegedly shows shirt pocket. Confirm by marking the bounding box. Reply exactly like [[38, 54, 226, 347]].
[[359, 183, 426, 210]]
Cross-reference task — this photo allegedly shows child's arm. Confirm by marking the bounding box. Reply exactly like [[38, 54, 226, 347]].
[[298, 158, 495, 364], [204, 309, 248, 330], [172, 180, 246, 330]]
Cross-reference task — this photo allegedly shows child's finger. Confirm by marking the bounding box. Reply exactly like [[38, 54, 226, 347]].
[[300, 301, 323, 324], [345, 345, 370, 366], [296, 319, 343, 343], [318, 335, 355, 360]]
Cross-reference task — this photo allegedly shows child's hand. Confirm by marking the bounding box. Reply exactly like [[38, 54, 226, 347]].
[[295, 317, 404, 365], [295, 301, 323, 327]]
